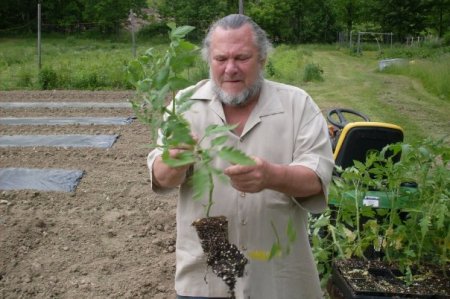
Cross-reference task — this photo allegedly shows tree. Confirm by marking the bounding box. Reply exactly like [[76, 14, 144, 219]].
[[334, 0, 364, 39], [0, 0, 147, 34], [157, 0, 232, 40], [82, 0, 147, 33], [374, 0, 427, 41], [248, 0, 339, 43], [40, 0, 84, 32], [0, 0, 37, 32], [423, 0, 450, 38]]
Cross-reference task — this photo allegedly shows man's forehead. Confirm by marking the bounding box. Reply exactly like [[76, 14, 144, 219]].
[[210, 25, 256, 50]]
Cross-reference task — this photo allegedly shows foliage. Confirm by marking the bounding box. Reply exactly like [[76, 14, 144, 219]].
[[0, 0, 147, 34], [264, 45, 307, 85], [82, 0, 147, 33], [156, 0, 232, 41], [311, 139, 450, 284], [248, 0, 340, 43], [38, 67, 58, 90], [303, 63, 324, 82], [249, 218, 297, 261], [127, 24, 255, 217], [372, 0, 428, 40], [1, 0, 449, 43], [381, 52, 450, 101]]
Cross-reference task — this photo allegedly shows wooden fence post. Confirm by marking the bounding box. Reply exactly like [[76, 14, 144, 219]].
[[129, 9, 136, 58], [37, 3, 42, 70]]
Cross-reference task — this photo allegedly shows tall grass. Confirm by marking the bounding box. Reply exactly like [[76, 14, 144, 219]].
[[381, 53, 450, 101], [0, 36, 166, 90], [265, 45, 308, 85]]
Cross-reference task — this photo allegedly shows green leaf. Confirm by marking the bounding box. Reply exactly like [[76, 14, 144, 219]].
[[161, 150, 195, 168], [311, 215, 330, 228], [169, 77, 191, 90], [137, 78, 152, 93], [156, 83, 170, 104], [167, 22, 176, 31], [127, 60, 144, 84], [218, 147, 255, 166], [177, 40, 197, 52], [286, 218, 297, 243], [205, 124, 236, 136], [419, 215, 431, 238], [155, 66, 169, 89], [171, 25, 195, 39], [211, 136, 228, 147], [267, 243, 282, 260], [191, 167, 211, 200], [353, 160, 365, 171]]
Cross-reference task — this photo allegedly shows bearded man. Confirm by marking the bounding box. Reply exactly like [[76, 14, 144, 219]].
[[147, 14, 334, 299]]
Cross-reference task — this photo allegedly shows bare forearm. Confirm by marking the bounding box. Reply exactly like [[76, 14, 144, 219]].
[[265, 163, 322, 198], [152, 155, 188, 188]]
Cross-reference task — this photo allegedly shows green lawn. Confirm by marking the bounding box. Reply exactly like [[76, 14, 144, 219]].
[[269, 46, 450, 144]]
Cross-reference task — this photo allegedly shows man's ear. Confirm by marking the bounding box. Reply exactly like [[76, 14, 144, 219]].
[[260, 58, 267, 67]]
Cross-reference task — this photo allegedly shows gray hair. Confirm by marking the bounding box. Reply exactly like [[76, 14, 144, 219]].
[[201, 14, 272, 62]]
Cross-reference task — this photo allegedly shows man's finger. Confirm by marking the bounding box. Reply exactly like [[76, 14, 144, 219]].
[[224, 164, 254, 176]]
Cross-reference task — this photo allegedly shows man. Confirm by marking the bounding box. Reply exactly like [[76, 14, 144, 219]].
[[148, 14, 334, 299]]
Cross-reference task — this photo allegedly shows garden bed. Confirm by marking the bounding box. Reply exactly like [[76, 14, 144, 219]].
[[0, 90, 178, 298], [329, 259, 450, 299]]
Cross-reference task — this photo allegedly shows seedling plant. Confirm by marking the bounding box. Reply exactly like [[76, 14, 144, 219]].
[[311, 139, 449, 287], [127, 23, 255, 298]]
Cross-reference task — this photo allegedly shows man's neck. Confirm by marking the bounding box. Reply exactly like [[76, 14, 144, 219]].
[[222, 95, 259, 136]]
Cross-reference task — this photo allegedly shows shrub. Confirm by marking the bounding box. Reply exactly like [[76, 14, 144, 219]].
[[443, 31, 450, 46], [303, 63, 324, 82], [38, 67, 58, 90], [269, 45, 306, 84], [265, 59, 276, 77]]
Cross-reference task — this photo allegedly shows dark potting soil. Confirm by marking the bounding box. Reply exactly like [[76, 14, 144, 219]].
[[331, 259, 450, 298], [192, 216, 248, 299]]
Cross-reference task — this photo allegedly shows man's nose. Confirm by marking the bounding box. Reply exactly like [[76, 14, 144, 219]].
[[224, 59, 238, 74]]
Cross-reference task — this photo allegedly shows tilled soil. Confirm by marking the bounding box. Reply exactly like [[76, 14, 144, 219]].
[[0, 90, 178, 299]]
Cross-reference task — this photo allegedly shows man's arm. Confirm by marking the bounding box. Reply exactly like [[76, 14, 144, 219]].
[[152, 149, 191, 188], [223, 157, 322, 199]]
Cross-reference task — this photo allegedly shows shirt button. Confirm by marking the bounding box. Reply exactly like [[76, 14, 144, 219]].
[[241, 219, 247, 225], [240, 192, 246, 197]]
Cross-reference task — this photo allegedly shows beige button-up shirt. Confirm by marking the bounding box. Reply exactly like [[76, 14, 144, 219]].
[[147, 79, 334, 299]]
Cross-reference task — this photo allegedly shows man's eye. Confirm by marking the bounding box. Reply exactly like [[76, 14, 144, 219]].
[[237, 56, 250, 61], [215, 57, 227, 62]]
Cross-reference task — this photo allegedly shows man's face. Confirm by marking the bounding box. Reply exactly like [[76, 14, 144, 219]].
[[209, 24, 264, 106]]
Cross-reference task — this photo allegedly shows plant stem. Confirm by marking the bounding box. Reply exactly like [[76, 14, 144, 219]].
[[354, 180, 363, 258], [205, 170, 214, 218]]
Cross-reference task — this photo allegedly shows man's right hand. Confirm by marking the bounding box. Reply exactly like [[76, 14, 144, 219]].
[[152, 149, 192, 188]]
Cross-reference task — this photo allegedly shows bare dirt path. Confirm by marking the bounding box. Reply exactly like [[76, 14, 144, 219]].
[[0, 90, 178, 299]]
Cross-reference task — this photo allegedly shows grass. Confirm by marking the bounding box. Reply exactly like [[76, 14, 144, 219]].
[[0, 36, 449, 144], [265, 44, 450, 144], [0, 36, 168, 90]]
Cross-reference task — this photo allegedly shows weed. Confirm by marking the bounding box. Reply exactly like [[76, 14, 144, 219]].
[[265, 59, 276, 77], [303, 63, 324, 82], [38, 67, 58, 90], [17, 69, 34, 88]]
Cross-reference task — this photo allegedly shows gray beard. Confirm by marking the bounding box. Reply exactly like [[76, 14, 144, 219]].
[[211, 72, 264, 107]]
